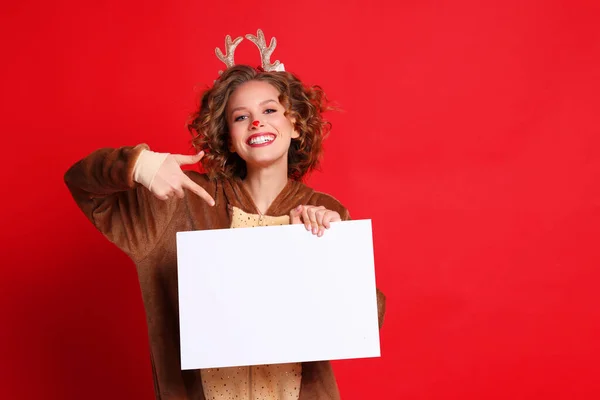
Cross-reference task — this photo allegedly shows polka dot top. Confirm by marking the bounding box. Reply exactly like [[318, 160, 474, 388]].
[[200, 206, 302, 400], [229, 205, 291, 228]]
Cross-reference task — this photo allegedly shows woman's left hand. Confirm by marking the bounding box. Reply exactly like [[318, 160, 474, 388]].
[[290, 205, 341, 237]]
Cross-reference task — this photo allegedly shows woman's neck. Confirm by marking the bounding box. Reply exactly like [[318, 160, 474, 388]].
[[243, 164, 289, 215]]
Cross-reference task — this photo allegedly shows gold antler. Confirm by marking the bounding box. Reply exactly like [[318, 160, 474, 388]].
[[215, 35, 243, 74], [245, 29, 282, 72]]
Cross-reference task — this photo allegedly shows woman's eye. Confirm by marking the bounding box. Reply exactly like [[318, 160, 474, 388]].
[[264, 109, 277, 114], [234, 115, 247, 122]]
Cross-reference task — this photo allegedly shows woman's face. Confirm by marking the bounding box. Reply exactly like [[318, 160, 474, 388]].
[[226, 80, 299, 172]]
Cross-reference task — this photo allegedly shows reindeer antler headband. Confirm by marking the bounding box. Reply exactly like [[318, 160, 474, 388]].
[[215, 29, 285, 75]]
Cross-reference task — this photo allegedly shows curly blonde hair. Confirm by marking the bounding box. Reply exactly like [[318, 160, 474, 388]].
[[187, 65, 333, 180]]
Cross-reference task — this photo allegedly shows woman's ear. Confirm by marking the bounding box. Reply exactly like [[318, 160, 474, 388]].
[[290, 117, 300, 139]]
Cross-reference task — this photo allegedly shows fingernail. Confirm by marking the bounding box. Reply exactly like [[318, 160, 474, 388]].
[[295, 205, 302, 211]]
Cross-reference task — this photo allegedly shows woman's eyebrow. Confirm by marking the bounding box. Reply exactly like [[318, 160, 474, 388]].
[[230, 99, 278, 114], [230, 106, 247, 114]]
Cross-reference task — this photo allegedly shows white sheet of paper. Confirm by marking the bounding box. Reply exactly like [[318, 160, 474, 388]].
[[176, 219, 380, 370]]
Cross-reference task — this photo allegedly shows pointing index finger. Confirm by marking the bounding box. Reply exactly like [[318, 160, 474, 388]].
[[182, 175, 215, 206]]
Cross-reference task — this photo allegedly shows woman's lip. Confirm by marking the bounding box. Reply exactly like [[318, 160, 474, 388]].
[[246, 133, 276, 147]]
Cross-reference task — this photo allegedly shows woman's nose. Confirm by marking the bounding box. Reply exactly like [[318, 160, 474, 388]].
[[252, 120, 261, 127]]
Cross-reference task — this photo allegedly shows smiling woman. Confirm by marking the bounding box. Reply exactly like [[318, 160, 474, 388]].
[[63, 29, 386, 400], [190, 65, 331, 183]]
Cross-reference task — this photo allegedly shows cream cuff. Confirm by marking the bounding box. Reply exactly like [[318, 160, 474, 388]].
[[132, 149, 170, 191]]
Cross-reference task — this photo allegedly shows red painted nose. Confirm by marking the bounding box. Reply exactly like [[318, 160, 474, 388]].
[[252, 120, 260, 127]]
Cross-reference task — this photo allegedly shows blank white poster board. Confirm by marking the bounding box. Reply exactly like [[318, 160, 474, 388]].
[[176, 219, 380, 370]]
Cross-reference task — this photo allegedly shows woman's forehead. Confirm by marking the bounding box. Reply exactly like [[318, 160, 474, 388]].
[[228, 80, 280, 108]]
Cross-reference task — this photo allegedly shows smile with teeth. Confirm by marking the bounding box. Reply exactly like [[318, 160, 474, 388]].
[[247, 134, 276, 146]]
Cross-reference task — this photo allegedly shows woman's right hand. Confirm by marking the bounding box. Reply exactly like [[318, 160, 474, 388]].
[[133, 149, 215, 206]]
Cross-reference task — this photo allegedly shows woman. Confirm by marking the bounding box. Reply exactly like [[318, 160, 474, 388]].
[[65, 31, 385, 400]]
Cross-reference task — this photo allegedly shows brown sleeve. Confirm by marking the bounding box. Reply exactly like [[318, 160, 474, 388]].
[[63, 144, 178, 262], [309, 192, 387, 329], [376, 288, 386, 329]]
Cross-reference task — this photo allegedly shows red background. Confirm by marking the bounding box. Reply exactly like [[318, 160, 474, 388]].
[[2, 0, 599, 399]]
